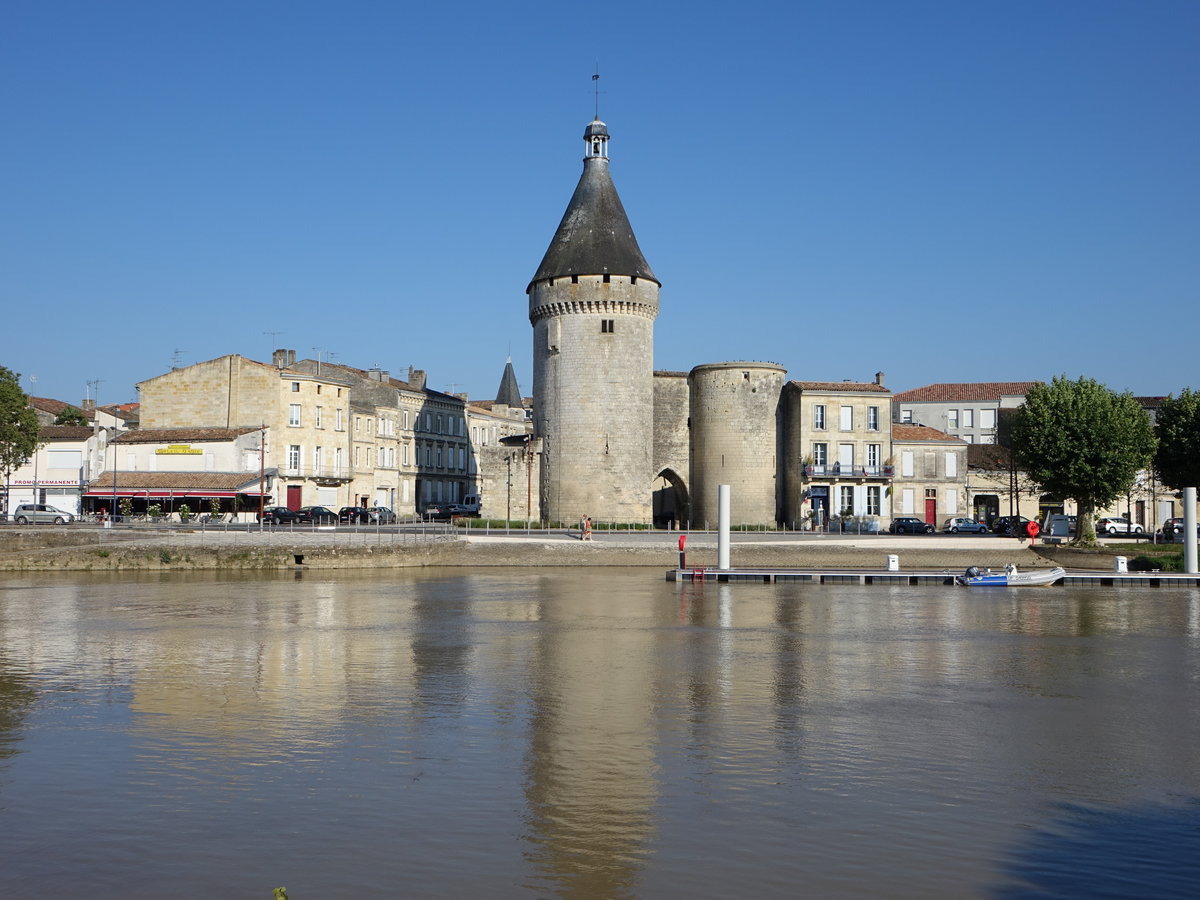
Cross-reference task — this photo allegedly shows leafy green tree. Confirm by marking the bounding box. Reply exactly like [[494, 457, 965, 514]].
[[0, 367, 41, 510], [1154, 387, 1200, 491], [53, 406, 88, 426], [1008, 375, 1156, 544]]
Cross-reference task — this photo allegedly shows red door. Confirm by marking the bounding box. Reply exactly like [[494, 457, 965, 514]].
[[286, 485, 302, 511], [924, 498, 937, 525]]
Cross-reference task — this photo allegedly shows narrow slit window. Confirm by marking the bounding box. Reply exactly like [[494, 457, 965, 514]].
[[601, 319, 615, 333]]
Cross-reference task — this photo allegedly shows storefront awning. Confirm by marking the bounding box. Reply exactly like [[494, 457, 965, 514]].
[[83, 488, 267, 498]]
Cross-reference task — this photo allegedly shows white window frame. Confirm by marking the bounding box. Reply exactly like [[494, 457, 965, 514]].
[[839, 405, 853, 431], [288, 404, 301, 427], [813, 404, 826, 430]]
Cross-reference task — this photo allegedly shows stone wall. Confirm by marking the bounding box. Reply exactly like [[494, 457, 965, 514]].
[[688, 362, 787, 527], [530, 275, 658, 525]]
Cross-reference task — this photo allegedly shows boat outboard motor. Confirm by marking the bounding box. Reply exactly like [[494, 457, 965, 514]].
[[964, 566, 981, 579]]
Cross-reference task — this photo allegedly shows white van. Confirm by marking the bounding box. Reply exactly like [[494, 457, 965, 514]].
[[1043, 514, 1076, 538], [457, 494, 481, 515]]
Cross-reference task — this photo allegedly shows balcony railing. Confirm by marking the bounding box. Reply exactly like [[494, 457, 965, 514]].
[[282, 465, 353, 481], [803, 463, 894, 479]]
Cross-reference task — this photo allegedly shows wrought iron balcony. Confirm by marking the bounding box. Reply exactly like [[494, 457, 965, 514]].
[[282, 465, 354, 482], [803, 463, 894, 480]]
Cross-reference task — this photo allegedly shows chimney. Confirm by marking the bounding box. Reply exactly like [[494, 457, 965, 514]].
[[875, 371, 885, 387], [407, 367, 427, 390], [81, 398, 95, 415], [273, 349, 289, 368], [368, 367, 389, 382], [287, 349, 296, 366]]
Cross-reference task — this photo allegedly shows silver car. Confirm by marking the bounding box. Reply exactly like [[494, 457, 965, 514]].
[[10, 504, 76, 524]]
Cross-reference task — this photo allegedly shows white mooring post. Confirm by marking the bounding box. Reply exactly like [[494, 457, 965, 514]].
[[1185, 487, 1197, 574], [718, 485, 731, 571]]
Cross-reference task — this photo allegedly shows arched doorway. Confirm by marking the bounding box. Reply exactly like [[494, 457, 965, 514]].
[[653, 469, 689, 529]]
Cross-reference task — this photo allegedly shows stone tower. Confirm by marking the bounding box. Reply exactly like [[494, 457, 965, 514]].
[[528, 118, 660, 525], [688, 362, 788, 527]]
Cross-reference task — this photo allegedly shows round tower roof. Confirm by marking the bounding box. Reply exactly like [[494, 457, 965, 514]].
[[528, 120, 658, 290]]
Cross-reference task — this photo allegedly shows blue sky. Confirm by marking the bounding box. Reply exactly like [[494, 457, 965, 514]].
[[4, 0, 1197, 409]]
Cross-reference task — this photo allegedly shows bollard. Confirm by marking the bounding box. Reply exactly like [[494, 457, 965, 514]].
[[1114, 556, 1128, 574], [886, 554, 899, 572]]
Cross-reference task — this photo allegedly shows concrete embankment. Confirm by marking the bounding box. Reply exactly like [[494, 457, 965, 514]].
[[0, 527, 1118, 573]]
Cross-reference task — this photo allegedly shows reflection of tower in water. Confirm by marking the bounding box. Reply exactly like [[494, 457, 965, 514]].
[[521, 577, 658, 897]]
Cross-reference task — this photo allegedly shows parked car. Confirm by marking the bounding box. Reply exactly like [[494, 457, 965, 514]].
[[889, 516, 934, 534], [423, 503, 452, 521], [296, 506, 338, 525], [943, 516, 988, 534], [446, 503, 479, 518], [1096, 516, 1143, 536], [338, 506, 371, 523], [991, 515, 1033, 535], [366, 506, 397, 524], [258, 506, 303, 525], [9, 504, 76, 524], [1161, 518, 1200, 537]]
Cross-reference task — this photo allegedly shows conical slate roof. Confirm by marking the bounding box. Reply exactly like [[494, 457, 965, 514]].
[[495, 358, 523, 408], [528, 122, 658, 290]]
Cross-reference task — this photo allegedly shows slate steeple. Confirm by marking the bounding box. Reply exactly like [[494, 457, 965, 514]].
[[495, 357, 523, 408], [527, 119, 658, 292]]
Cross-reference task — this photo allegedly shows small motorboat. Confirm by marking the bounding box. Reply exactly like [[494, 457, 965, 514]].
[[956, 564, 1065, 587]]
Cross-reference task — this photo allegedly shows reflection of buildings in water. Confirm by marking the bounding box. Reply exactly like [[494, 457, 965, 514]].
[[521, 577, 658, 899], [773, 593, 805, 759]]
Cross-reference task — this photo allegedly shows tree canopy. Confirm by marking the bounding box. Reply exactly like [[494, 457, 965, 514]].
[[1154, 388, 1200, 491], [1008, 375, 1156, 543], [53, 406, 88, 426], [0, 366, 41, 488]]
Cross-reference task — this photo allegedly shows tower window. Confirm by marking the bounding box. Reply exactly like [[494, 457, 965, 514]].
[[602, 274, 610, 283], [601, 319, 615, 333], [571, 275, 579, 284]]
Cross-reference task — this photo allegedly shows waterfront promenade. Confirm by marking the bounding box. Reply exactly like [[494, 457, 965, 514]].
[[0, 523, 1154, 573]]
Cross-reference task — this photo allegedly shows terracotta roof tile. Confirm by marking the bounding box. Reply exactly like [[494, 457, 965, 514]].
[[788, 381, 890, 393], [891, 424, 962, 442], [892, 382, 1041, 402], [88, 471, 263, 491], [37, 425, 95, 440]]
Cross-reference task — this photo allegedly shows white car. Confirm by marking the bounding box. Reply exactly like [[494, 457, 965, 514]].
[[10, 504, 76, 524], [1096, 516, 1143, 535]]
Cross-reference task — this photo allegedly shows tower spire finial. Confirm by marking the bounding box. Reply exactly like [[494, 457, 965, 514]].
[[592, 64, 602, 120]]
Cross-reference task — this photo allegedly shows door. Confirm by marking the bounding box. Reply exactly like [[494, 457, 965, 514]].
[[286, 484, 302, 510], [924, 497, 937, 525]]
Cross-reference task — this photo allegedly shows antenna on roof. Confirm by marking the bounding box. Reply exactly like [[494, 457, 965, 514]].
[[171, 349, 185, 369], [264, 331, 284, 352], [87, 379, 103, 405]]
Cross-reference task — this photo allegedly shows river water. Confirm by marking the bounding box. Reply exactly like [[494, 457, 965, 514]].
[[1, 570, 1198, 899]]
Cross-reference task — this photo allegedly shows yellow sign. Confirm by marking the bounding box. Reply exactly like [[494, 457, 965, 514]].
[[155, 444, 203, 455]]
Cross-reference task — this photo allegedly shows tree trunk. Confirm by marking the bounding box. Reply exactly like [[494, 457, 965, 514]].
[[1076, 499, 1097, 545]]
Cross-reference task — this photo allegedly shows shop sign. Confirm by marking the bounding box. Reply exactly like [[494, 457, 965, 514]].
[[156, 444, 203, 455]]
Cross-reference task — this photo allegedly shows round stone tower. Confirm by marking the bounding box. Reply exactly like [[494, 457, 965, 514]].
[[528, 118, 660, 525], [688, 361, 788, 528]]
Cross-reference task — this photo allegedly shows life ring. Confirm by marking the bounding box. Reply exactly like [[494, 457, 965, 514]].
[[1025, 521, 1040, 539]]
